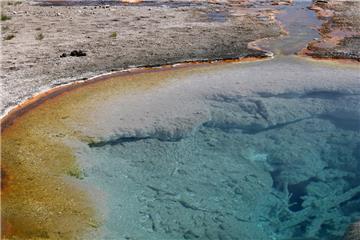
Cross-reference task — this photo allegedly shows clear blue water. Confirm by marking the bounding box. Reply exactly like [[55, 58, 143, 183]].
[[80, 88, 360, 239]]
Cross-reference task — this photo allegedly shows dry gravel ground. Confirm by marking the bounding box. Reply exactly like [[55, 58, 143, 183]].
[[304, 0, 360, 61], [1, 0, 285, 114]]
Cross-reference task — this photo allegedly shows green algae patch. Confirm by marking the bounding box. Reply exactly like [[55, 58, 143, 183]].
[[67, 167, 85, 180]]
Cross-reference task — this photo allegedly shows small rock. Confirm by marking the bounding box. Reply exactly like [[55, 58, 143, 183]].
[[183, 230, 200, 239], [70, 50, 86, 57]]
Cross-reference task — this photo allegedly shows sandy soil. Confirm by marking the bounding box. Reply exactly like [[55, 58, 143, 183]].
[[303, 0, 360, 61], [1, 0, 287, 114]]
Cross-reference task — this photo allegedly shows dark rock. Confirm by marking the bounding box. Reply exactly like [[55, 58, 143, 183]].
[[183, 230, 200, 239], [314, 0, 329, 4], [70, 50, 86, 57], [60, 50, 87, 58]]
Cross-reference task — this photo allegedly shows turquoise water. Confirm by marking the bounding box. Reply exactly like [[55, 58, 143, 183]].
[[83, 102, 360, 240], [78, 62, 360, 239], [64, 1, 360, 239]]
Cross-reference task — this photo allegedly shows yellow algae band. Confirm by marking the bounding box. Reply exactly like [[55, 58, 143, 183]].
[[1, 60, 237, 239], [1, 121, 95, 238], [1, 89, 100, 238], [0, 71, 166, 239]]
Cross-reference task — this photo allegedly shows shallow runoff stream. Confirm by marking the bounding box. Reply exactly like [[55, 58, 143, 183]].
[[2, 1, 360, 240]]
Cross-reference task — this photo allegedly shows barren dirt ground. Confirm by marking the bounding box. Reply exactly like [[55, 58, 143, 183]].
[[1, 0, 285, 113]]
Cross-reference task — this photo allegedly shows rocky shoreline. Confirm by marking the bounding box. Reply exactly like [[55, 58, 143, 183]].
[[302, 0, 360, 61]]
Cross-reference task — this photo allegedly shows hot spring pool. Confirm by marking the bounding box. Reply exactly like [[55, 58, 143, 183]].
[[2, 56, 360, 239]]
